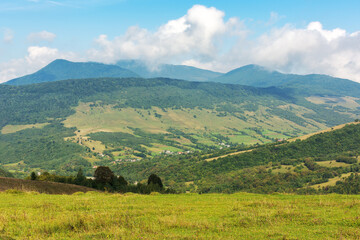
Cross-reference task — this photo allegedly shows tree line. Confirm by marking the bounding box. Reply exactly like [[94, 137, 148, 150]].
[[29, 166, 175, 194]]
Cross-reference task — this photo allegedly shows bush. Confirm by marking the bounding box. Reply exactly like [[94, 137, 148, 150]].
[[336, 156, 357, 164]]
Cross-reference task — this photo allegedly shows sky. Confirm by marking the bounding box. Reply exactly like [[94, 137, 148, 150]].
[[1, 0, 360, 83]]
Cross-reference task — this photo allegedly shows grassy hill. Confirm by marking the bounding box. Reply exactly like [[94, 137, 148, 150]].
[[0, 177, 95, 194], [0, 191, 359, 239], [115, 122, 360, 193], [4, 59, 139, 85], [0, 76, 358, 178]]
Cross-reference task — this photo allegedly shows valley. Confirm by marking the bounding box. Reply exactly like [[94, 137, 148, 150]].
[[0, 62, 360, 195]]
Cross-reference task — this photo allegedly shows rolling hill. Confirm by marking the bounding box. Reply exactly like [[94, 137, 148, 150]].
[[4, 59, 222, 85], [5, 59, 139, 85], [0, 75, 358, 179], [215, 64, 360, 97], [117, 122, 360, 194]]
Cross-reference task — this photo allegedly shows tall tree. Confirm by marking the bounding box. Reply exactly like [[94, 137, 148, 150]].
[[147, 174, 163, 188]]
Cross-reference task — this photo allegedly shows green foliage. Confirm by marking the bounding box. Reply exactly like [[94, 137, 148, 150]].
[[0, 167, 14, 178], [94, 166, 115, 185], [335, 156, 357, 164], [0, 123, 87, 173], [116, 123, 360, 193], [323, 173, 360, 194], [148, 174, 163, 188], [30, 172, 37, 180]]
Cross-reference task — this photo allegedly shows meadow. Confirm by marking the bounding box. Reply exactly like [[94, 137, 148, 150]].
[[0, 192, 359, 239]]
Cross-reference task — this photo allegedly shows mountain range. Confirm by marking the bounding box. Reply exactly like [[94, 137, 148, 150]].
[[1, 59, 360, 182], [5, 59, 360, 99]]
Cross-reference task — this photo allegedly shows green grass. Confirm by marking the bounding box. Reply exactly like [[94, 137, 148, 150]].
[[0, 192, 359, 239], [63, 103, 326, 148], [1, 123, 49, 134]]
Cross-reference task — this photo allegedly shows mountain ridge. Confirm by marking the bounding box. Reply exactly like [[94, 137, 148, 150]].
[[5, 59, 139, 85]]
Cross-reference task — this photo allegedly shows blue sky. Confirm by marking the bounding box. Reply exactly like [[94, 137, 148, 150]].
[[1, 0, 360, 82]]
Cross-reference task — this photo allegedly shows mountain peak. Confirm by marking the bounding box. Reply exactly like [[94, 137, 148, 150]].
[[4, 60, 139, 86]]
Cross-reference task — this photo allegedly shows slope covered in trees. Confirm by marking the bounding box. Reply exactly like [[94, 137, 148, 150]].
[[5, 59, 139, 85], [115, 123, 360, 193], [0, 76, 358, 178]]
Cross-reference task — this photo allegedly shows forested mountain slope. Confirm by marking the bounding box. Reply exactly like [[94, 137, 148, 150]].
[[215, 64, 360, 97], [5, 59, 139, 85], [0, 77, 358, 179], [117, 122, 360, 194]]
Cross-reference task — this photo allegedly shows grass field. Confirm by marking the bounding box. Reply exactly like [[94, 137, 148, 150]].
[[1, 123, 49, 134], [63, 103, 326, 148], [0, 192, 359, 239]]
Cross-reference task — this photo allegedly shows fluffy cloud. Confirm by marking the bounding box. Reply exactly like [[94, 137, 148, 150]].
[[0, 46, 75, 82], [88, 5, 242, 67], [27, 31, 56, 43], [182, 21, 360, 82], [1, 5, 360, 83], [246, 22, 360, 81]]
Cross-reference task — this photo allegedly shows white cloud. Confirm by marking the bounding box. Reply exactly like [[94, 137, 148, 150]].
[[182, 20, 360, 82], [1, 5, 360, 83], [27, 30, 56, 43], [2, 28, 14, 43], [246, 22, 360, 81], [88, 5, 243, 67], [0, 46, 76, 83]]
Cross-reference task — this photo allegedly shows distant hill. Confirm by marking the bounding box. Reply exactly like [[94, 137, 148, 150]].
[[0, 177, 95, 194], [214, 64, 289, 87], [116, 60, 222, 82], [5, 59, 139, 85], [215, 64, 360, 97], [0, 76, 358, 178], [118, 122, 360, 194]]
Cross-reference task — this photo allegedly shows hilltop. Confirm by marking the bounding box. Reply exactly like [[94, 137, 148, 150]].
[[4, 59, 221, 85], [216, 64, 360, 97], [5, 59, 139, 85]]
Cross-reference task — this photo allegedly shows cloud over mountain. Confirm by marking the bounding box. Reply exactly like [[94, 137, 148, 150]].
[[88, 6, 360, 82], [1, 5, 360, 83], [87, 5, 242, 67]]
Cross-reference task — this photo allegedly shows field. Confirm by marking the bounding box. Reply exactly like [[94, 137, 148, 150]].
[[61, 102, 327, 157], [0, 192, 359, 239]]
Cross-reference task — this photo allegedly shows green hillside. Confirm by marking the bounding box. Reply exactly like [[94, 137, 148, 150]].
[[115, 122, 360, 193], [215, 64, 360, 97], [0, 77, 358, 178], [4, 59, 139, 85]]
